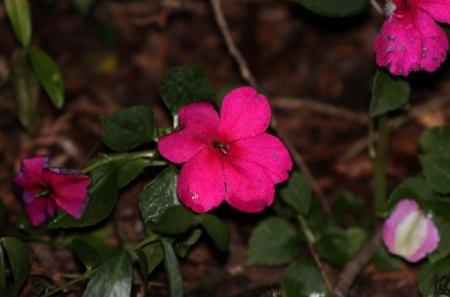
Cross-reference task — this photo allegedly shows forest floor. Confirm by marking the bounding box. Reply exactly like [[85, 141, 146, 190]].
[[1, 0, 450, 296]]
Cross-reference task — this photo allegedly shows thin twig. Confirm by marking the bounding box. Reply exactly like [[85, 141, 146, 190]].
[[370, 0, 383, 15], [332, 228, 382, 297], [209, 0, 333, 218]]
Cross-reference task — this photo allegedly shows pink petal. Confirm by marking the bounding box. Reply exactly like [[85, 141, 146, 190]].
[[228, 133, 292, 183], [218, 87, 271, 142], [20, 156, 48, 183], [13, 172, 42, 195], [24, 198, 48, 227], [223, 158, 275, 213], [177, 148, 226, 212], [43, 169, 91, 219], [415, 0, 450, 23], [407, 218, 440, 262], [158, 103, 219, 164]]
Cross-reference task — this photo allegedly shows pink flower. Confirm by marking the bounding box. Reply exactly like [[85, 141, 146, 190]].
[[158, 87, 293, 213], [383, 199, 439, 262], [13, 156, 91, 226], [374, 0, 450, 76]]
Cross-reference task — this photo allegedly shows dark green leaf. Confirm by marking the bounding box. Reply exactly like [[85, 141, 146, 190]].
[[28, 47, 65, 109], [1, 237, 29, 296], [282, 262, 328, 297], [420, 127, 450, 158], [247, 218, 299, 266], [159, 65, 215, 114], [117, 158, 150, 188], [346, 227, 368, 253], [316, 227, 351, 266], [161, 240, 183, 297], [279, 171, 312, 215], [153, 206, 195, 235], [197, 214, 229, 252], [74, 233, 114, 261], [135, 249, 149, 297], [372, 246, 403, 272], [84, 251, 133, 297], [297, 0, 369, 17], [5, 0, 31, 47], [101, 106, 155, 152], [11, 49, 40, 134], [429, 215, 450, 263], [72, 239, 102, 271], [175, 229, 202, 257], [0, 246, 5, 289], [370, 69, 410, 117], [139, 167, 180, 224], [419, 257, 450, 296], [48, 163, 119, 228], [141, 241, 164, 274], [420, 155, 450, 194]]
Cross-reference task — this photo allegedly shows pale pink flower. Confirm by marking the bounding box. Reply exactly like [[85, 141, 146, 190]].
[[158, 87, 293, 213], [374, 0, 450, 76], [383, 199, 439, 262], [13, 156, 90, 226]]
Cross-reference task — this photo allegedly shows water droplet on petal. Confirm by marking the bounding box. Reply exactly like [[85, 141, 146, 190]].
[[190, 191, 199, 200]]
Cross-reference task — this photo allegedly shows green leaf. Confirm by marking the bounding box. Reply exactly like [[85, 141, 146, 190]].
[[419, 257, 450, 296], [161, 240, 183, 297], [84, 251, 133, 297], [297, 0, 369, 17], [429, 215, 450, 263], [28, 47, 65, 109], [197, 214, 229, 252], [282, 262, 328, 297], [316, 227, 351, 266], [1, 237, 29, 296], [11, 49, 40, 134], [370, 69, 410, 117], [372, 246, 403, 272], [346, 227, 368, 254], [117, 158, 150, 188], [5, 0, 31, 47], [153, 206, 195, 235], [175, 229, 202, 258], [135, 249, 149, 297], [159, 65, 215, 114], [420, 127, 450, 158], [139, 167, 180, 225], [48, 163, 119, 228], [141, 241, 164, 274], [0, 246, 5, 289], [247, 218, 299, 266], [101, 106, 155, 152], [420, 155, 450, 194], [279, 171, 312, 215], [72, 239, 102, 271]]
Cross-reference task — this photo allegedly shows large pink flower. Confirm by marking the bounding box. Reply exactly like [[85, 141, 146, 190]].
[[13, 156, 91, 226], [374, 0, 450, 76], [158, 87, 293, 213], [383, 199, 439, 262]]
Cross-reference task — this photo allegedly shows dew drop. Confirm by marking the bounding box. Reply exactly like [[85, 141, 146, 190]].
[[190, 191, 199, 200]]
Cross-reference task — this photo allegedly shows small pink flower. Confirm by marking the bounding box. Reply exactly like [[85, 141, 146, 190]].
[[13, 156, 91, 226], [158, 87, 293, 213], [383, 199, 439, 262], [374, 0, 450, 76]]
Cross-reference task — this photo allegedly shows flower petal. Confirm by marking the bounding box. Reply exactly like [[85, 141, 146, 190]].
[[383, 199, 439, 262], [223, 158, 275, 213], [24, 198, 48, 227], [177, 148, 226, 212], [13, 172, 42, 195], [229, 133, 293, 183], [43, 169, 91, 219], [20, 156, 48, 182], [158, 103, 219, 164], [218, 87, 271, 142], [416, 0, 450, 23]]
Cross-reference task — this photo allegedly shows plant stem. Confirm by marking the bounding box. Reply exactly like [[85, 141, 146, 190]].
[[370, 0, 383, 14], [41, 234, 160, 297], [297, 215, 333, 294], [81, 150, 165, 174], [373, 115, 390, 214]]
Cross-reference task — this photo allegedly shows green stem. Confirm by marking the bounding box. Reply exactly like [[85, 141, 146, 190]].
[[40, 234, 160, 297], [81, 150, 165, 174], [297, 215, 333, 294], [373, 115, 390, 214]]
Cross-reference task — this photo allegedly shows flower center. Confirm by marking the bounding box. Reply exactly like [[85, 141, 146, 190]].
[[213, 141, 229, 155], [36, 188, 50, 198]]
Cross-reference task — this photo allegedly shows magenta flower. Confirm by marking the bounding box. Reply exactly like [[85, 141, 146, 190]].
[[13, 156, 91, 226], [383, 199, 439, 262], [374, 0, 450, 76], [158, 87, 293, 213]]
